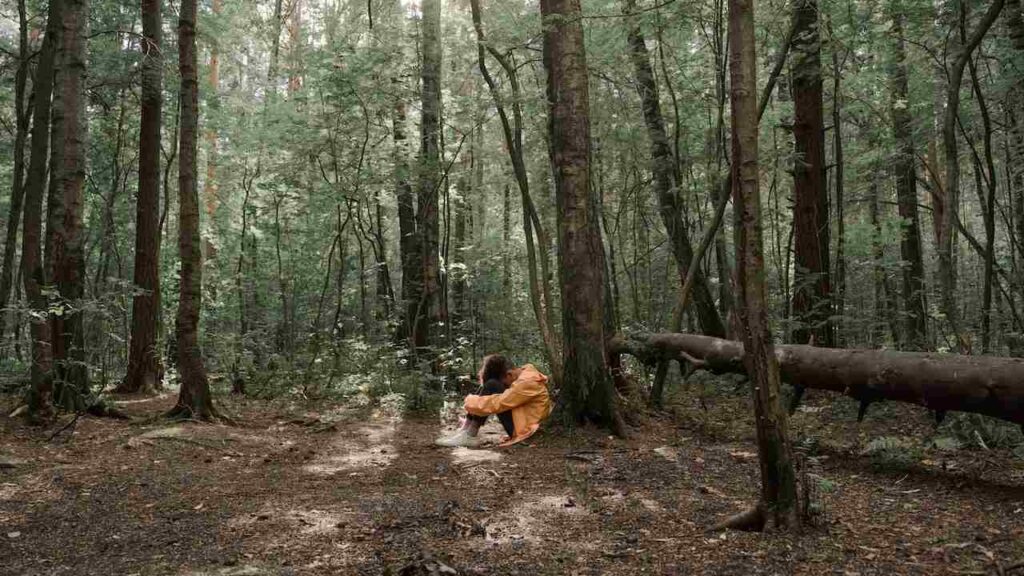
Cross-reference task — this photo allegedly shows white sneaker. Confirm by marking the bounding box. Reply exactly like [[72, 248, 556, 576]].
[[435, 428, 478, 448]]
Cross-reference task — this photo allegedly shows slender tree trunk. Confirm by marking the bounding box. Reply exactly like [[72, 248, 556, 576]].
[[829, 18, 846, 346], [868, 175, 897, 347], [21, 0, 64, 423], [938, 0, 1005, 352], [122, 0, 165, 394], [964, 39, 998, 353], [790, 0, 832, 348], [1005, 0, 1024, 311], [469, 0, 562, 377], [451, 172, 468, 330], [889, 9, 929, 350], [414, 0, 443, 353], [502, 183, 511, 294], [541, 0, 621, 434], [169, 0, 216, 419], [728, 0, 799, 529], [393, 97, 420, 345], [623, 0, 725, 338], [0, 0, 31, 354], [287, 0, 303, 94], [202, 0, 221, 261]]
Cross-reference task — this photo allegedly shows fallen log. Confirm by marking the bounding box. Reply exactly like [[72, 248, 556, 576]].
[[609, 333, 1024, 428]]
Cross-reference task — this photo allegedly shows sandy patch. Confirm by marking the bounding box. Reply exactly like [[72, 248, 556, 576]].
[[303, 421, 397, 475]]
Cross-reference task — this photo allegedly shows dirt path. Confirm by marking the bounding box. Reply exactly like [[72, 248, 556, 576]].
[[1, 393, 1023, 575]]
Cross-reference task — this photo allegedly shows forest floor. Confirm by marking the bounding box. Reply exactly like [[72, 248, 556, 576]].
[[1, 376, 1023, 576]]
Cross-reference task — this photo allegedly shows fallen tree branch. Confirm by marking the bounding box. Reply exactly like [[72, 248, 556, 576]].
[[610, 333, 1024, 427]]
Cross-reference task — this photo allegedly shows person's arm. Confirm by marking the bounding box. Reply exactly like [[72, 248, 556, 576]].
[[464, 380, 542, 416]]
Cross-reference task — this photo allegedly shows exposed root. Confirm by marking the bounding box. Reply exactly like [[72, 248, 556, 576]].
[[87, 400, 131, 420], [709, 505, 766, 532]]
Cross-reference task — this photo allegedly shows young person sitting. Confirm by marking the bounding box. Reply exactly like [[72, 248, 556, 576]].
[[435, 354, 552, 448]]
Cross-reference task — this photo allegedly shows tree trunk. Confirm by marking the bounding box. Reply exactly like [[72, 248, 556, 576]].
[[623, 0, 725, 338], [122, 0, 165, 394], [610, 332, 1024, 428], [869, 176, 895, 346], [829, 18, 846, 346], [44, 0, 90, 411], [169, 0, 216, 420], [415, 0, 443, 353], [1005, 0, 1024, 313], [938, 0, 1005, 352], [728, 0, 799, 529], [790, 0, 832, 348], [202, 0, 221, 261], [964, 27, 998, 353], [393, 97, 420, 346], [889, 9, 929, 350], [287, 0, 303, 94], [541, 0, 621, 433], [0, 0, 31, 354], [21, 0, 64, 423], [469, 0, 562, 379]]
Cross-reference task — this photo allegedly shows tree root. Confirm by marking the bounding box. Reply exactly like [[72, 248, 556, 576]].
[[709, 505, 766, 532], [164, 404, 234, 425]]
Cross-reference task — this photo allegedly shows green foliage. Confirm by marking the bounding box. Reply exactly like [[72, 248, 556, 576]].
[[939, 413, 1024, 454], [861, 436, 922, 466]]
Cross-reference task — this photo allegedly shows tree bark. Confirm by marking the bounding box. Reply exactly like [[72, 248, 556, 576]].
[[790, 0, 832, 348], [963, 25, 998, 353], [21, 0, 64, 423], [122, 0, 165, 394], [541, 0, 621, 433], [393, 96, 420, 345], [414, 0, 443, 353], [610, 332, 1024, 427], [938, 0, 1005, 352], [0, 0, 31, 353], [469, 0, 562, 379], [829, 18, 845, 346], [44, 0, 90, 410], [623, 0, 725, 338], [169, 0, 216, 420], [728, 0, 799, 529], [202, 0, 221, 261], [889, 8, 929, 350]]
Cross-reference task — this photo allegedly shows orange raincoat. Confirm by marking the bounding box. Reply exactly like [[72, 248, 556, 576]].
[[463, 364, 552, 446]]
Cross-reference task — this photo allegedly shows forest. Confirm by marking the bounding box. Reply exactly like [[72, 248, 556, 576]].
[[1, 0, 1024, 573]]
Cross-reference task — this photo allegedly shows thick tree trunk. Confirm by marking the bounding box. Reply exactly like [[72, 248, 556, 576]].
[[728, 0, 799, 529], [169, 0, 216, 420], [393, 97, 420, 345], [21, 0, 64, 423], [623, 0, 725, 338], [541, 0, 621, 434], [0, 0, 31, 353], [610, 332, 1024, 427], [889, 9, 929, 350], [790, 0, 832, 348], [415, 0, 443, 353], [938, 0, 1005, 351], [122, 0, 165, 394], [44, 0, 90, 411]]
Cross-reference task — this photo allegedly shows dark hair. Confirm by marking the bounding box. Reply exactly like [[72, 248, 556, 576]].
[[479, 354, 514, 383]]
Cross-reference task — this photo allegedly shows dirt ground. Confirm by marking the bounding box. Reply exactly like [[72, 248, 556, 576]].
[[1, 383, 1023, 576]]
